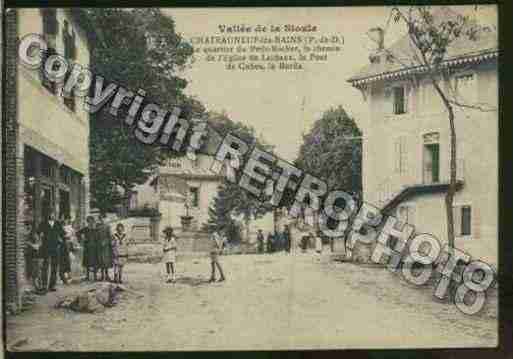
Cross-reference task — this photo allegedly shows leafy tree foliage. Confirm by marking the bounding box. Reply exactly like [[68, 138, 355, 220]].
[[81, 8, 196, 212], [296, 106, 362, 196], [203, 111, 274, 236]]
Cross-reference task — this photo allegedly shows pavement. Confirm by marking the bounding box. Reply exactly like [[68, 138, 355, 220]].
[[5, 250, 498, 351]]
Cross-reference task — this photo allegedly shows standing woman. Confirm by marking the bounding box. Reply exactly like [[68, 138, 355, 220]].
[[77, 216, 98, 281], [97, 214, 113, 281]]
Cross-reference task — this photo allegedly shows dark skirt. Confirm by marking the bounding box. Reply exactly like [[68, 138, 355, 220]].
[[60, 242, 71, 273], [83, 240, 98, 268], [98, 240, 113, 268]]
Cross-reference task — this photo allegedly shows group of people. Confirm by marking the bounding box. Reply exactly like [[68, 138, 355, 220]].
[[26, 211, 129, 294], [26, 211, 76, 293], [256, 225, 291, 254], [256, 226, 324, 255], [78, 214, 129, 284], [161, 226, 227, 284]]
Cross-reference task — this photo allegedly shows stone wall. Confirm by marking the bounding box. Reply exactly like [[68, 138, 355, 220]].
[[4, 9, 24, 312]]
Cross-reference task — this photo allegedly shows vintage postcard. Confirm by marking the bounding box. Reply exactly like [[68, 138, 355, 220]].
[[2, 5, 499, 351]]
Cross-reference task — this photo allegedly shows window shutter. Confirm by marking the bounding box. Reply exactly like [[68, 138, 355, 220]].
[[42, 9, 58, 36], [394, 139, 401, 173], [400, 136, 407, 174], [384, 87, 392, 114], [40, 47, 57, 94], [452, 205, 462, 237], [461, 206, 472, 236], [473, 207, 480, 239], [404, 84, 410, 113]]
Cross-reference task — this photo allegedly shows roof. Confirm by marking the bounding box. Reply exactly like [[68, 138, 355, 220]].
[[347, 9, 498, 86], [381, 181, 463, 214]]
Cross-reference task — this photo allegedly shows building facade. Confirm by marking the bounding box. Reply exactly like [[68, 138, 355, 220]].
[[348, 20, 498, 266], [130, 154, 223, 232], [4, 9, 93, 311]]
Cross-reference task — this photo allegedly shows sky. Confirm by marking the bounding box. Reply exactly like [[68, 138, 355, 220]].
[[165, 6, 497, 162]]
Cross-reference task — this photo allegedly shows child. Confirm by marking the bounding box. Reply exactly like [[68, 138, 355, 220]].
[[162, 226, 178, 283], [112, 223, 129, 284], [315, 230, 323, 255], [60, 216, 74, 284], [208, 230, 226, 283]]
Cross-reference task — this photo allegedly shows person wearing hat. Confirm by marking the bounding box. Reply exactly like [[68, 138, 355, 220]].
[[162, 226, 178, 283], [37, 209, 65, 292]]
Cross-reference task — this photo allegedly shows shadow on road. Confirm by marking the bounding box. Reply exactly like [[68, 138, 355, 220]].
[[174, 276, 211, 287]]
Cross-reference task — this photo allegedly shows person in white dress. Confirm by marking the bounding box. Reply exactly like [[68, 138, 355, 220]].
[[162, 226, 178, 283], [315, 230, 323, 254]]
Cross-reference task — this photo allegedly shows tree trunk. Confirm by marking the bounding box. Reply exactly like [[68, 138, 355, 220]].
[[431, 78, 457, 254], [445, 105, 457, 253]]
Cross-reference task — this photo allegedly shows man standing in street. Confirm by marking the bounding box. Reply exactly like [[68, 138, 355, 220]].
[[37, 209, 65, 293], [208, 229, 226, 283], [256, 229, 264, 254], [283, 225, 291, 253]]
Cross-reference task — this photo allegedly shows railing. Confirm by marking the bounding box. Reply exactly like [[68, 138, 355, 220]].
[[376, 158, 465, 209], [376, 166, 416, 209]]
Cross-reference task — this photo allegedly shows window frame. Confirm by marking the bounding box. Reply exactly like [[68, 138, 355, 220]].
[[189, 187, 200, 208], [453, 202, 472, 239], [393, 85, 407, 115]]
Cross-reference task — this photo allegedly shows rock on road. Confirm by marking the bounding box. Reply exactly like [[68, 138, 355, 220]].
[[6, 252, 497, 351]]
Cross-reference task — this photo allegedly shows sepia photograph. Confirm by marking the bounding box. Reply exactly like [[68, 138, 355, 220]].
[[1, 4, 501, 352]]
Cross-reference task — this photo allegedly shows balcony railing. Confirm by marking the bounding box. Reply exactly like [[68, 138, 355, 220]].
[[376, 158, 465, 209]]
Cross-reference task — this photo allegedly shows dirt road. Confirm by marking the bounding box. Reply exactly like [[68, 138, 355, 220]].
[[6, 252, 497, 351]]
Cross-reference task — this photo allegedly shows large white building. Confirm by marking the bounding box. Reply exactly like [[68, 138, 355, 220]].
[[347, 12, 498, 266], [5, 9, 94, 311], [131, 154, 223, 231]]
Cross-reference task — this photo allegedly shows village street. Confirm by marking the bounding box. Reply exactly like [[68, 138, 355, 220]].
[[6, 251, 497, 351]]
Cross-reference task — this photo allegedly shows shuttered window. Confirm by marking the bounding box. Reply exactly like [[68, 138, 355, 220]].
[[40, 47, 57, 94], [41, 9, 58, 36], [453, 205, 472, 237], [393, 86, 406, 115], [394, 136, 407, 174], [461, 206, 472, 236], [63, 21, 76, 112]]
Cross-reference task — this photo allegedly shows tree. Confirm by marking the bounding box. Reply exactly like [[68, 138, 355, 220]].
[[295, 106, 362, 235], [383, 6, 496, 252], [203, 182, 242, 243], [296, 105, 362, 194], [204, 111, 274, 239], [80, 9, 196, 212]]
